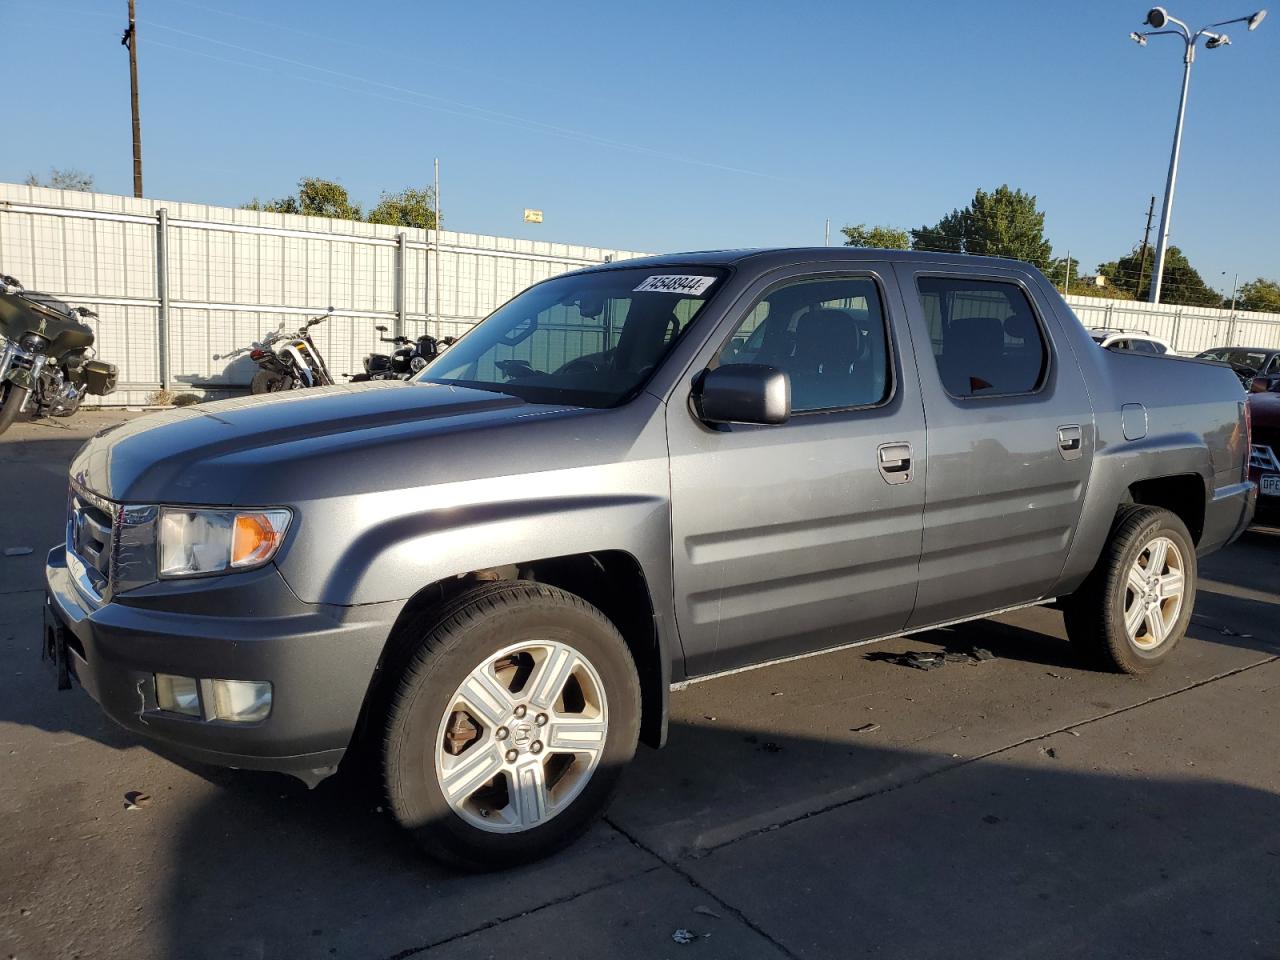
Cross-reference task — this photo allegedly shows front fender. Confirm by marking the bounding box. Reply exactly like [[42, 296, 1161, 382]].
[[5, 365, 35, 390]]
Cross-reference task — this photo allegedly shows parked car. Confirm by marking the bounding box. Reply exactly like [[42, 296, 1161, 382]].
[[1195, 346, 1280, 390], [1088, 327, 1172, 355], [43, 249, 1254, 869], [1247, 376, 1280, 521]]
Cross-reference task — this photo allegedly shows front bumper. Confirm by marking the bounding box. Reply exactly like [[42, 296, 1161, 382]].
[[44, 544, 401, 780]]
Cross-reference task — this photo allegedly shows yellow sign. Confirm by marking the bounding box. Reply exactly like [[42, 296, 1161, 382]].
[[523, 209, 543, 224]]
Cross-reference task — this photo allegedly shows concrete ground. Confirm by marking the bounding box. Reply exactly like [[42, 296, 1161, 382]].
[[2, 411, 1278, 960]]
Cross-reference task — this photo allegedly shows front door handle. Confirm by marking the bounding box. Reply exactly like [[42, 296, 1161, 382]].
[[878, 441, 913, 485], [1058, 424, 1083, 461]]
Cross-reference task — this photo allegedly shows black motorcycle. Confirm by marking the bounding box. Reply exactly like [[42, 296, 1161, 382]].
[[349, 324, 453, 382], [216, 310, 336, 394], [0, 273, 117, 437]]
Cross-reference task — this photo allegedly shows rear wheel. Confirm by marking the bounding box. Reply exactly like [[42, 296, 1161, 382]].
[[250, 369, 293, 394], [0, 383, 30, 437], [1063, 506, 1196, 674], [382, 582, 640, 870]]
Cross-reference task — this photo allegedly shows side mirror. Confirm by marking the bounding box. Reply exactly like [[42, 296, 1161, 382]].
[[695, 364, 790, 425], [1250, 376, 1270, 394], [375, 325, 388, 333]]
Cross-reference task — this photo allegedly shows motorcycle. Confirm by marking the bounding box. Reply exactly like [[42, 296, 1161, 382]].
[[0, 273, 117, 437], [348, 324, 454, 382], [216, 309, 336, 394]]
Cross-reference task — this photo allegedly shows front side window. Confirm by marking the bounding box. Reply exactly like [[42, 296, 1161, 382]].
[[420, 267, 725, 407], [716, 276, 890, 412], [917, 277, 1048, 398]]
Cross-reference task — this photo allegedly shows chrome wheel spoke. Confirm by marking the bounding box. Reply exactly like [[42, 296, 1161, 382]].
[[547, 713, 607, 756], [1147, 602, 1170, 644], [527, 643, 578, 712], [1124, 596, 1147, 639], [1144, 538, 1169, 578], [457, 671, 519, 727], [440, 741, 503, 803], [510, 761, 550, 828], [1155, 571, 1183, 600]]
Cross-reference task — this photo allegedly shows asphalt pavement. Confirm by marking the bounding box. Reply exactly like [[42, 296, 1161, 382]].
[[2, 411, 1278, 960]]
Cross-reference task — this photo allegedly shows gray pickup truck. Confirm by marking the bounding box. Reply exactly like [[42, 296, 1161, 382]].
[[44, 248, 1255, 868]]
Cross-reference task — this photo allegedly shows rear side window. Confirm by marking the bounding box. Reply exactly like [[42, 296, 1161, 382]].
[[917, 277, 1048, 398]]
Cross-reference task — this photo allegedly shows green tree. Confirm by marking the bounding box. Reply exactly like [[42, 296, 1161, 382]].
[[243, 177, 362, 220], [1043, 255, 1081, 291], [840, 223, 909, 249], [1235, 278, 1280, 314], [910, 185, 1052, 266], [24, 167, 94, 191], [1096, 245, 1220, 307], [367, 186, 439, 230]]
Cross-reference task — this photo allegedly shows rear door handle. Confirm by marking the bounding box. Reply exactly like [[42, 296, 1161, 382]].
[[878, 441, 913, 484], [1058, 424, 1082, 461]]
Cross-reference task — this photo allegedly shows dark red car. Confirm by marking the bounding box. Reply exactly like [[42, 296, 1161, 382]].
[[1249, 378, 1280, 521]]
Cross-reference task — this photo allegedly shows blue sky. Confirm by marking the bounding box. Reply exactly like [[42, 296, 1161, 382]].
[[4, 0, 1277, 293]]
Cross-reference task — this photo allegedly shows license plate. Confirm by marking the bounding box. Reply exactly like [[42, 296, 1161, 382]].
[[1262, 474, 1280, 497]]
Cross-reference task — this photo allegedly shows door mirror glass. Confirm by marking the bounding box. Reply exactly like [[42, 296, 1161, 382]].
[[1250, 375, 1274, 394], [696, 364, 790, 425]]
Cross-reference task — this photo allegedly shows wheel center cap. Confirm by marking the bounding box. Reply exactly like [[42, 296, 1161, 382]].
[[511, 722, 533, 747]]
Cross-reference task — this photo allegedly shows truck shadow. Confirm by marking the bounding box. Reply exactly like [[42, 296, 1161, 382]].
[[120, 715, 1280, 960]]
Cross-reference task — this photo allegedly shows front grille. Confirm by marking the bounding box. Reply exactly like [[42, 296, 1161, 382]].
[[1251, 443, 1280, 474], [68, 488, 117, 599]]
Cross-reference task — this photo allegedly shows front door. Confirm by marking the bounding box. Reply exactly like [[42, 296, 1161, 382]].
[[666, 267, 926, 677], [892, 264, 1096, 628]]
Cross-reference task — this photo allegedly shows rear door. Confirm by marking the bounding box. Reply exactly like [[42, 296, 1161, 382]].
[[893, 264, 1096, 628], [666, 265, 926, 676]]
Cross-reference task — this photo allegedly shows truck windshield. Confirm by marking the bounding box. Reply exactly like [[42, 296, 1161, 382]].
[[418, 267, 726, 407]]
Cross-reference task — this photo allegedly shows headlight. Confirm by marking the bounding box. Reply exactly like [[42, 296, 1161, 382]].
[[20, 332, 48, 352], [410, 355, 427, 372], [158, 507, 291, 577]]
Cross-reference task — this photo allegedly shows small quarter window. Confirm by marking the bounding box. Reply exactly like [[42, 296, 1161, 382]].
[[917, 277, 1048, 398]]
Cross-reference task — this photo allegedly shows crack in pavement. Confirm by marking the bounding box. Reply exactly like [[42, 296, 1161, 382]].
[[377, 864, 667, 960]]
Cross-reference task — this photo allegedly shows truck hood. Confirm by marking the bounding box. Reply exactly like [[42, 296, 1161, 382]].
[[70, 381, 581, 504]]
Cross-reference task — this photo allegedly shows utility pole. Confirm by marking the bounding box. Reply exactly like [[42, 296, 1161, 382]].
[[824, 218, 830, 246], [1134, 195, 1155, 297], [122, 0, 143, 197], [1063, 251, 1072, 296]]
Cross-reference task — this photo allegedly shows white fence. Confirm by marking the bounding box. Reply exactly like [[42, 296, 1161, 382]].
[[0, 183, 647, 404], [1062, 295, 1280, 357], [2, 182, 1278, 404]]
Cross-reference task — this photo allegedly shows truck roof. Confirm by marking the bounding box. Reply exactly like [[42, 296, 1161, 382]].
[[598, 247, 1042, 273]]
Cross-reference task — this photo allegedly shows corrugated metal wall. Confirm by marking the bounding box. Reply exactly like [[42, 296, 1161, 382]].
[[3, 182, 1278, 405]]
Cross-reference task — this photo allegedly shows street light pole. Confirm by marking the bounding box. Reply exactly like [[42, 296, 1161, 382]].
[[1150, 41, 1193, 304], [1129, 6, 1267, 304]]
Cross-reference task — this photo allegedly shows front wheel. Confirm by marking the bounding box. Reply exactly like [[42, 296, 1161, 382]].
[[382, 582, 640, 870], [1062, 506, 1196, 674], [0, 383, 30, 436]]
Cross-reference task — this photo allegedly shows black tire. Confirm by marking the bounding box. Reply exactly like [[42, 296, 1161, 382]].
[[0, 384, 30, 437], [382, 582, 640, 871], [1062, 506, 1197, 675], [250, 369, 292, 394]]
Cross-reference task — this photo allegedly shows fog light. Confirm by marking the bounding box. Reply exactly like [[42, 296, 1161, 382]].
[[155, 674, 200, 716], [208, 679, 272, 723]]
